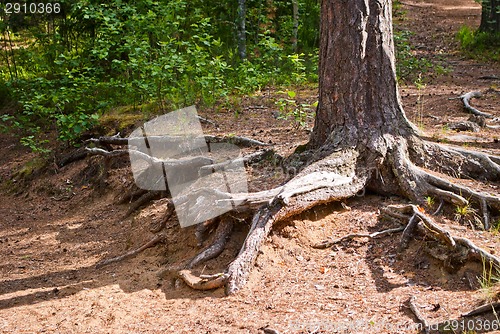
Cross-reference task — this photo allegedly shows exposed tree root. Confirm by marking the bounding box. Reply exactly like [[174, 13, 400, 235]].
[[95, 233, 167, 269], [447, 120, 480, 132], [460, 91, 493, 119], [311, 226, 404, 249], [176, 270, 229, 290], [194, 218, 219, 246], [86, 134, 270, 148], [149, 200, 175, 233], [393, 140, 500, 230], [124, 190, 164, 218], [383, 204, 500, 269], [187, 217, 234, 269], [408, 296, 431, 334], [462, 302, 500, 317]]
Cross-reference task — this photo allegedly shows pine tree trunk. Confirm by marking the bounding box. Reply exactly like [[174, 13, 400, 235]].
[[310, 0, 416, 152]]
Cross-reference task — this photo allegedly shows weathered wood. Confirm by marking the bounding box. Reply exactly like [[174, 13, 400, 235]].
[[462, 302, 500, 317], [408, 296, 431, 334], [187, 218, 234, 269], [95, 233, 166, 269], [177, 270, 229, 290], [312, 226, 404, 249], [460, 91, 493, 118]]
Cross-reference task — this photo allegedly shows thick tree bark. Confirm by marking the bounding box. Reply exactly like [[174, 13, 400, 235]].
[[310, 0, 417, 152], [166, 0, 499, 294]]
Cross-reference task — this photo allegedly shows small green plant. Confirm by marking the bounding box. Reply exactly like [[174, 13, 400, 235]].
[[454, 203, 481, 228], [478, 258, 500, 302], [275, 90, 316, 129], [414, 73, 426, 130], [492, 218, 500, 234], [19, 136, 51, 154], [424, 196, 435, 208]]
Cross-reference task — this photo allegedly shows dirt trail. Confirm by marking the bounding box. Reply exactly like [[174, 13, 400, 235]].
[[1, 0, 500, 333]]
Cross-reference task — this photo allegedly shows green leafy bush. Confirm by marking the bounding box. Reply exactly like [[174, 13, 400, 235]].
[[457, 26, 500, 61]]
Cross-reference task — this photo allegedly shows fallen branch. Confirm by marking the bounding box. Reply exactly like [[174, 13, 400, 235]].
[[408, 296, 431, 334], [311, 226, 404, 249], [87, 134, 271, 148], [460, 91, 494, 119], [95, 233, 167, 269], [197, 115, 218, 127], [177, 269, 229, 290], [447, 121, 480, 132], [461, 302, 500, 317]]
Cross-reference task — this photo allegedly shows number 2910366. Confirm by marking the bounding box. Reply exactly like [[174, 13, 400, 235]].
[[4, 3, 61, 14]]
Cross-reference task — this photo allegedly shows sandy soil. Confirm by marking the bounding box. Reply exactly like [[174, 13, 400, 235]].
[[1, 0, 500, 333]]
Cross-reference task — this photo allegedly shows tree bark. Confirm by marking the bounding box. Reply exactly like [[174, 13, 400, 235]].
[[310, 0, 417, 152], [480, 0, 500, 33], [237, 0, 247, 60], [292, 0, 299, 53]]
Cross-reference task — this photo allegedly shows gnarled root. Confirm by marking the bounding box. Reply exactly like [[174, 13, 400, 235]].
[[96, 232, 167, 269], [383, 204, 500, 270], [187, 217, 234, 269], [460, 91, 493, 119], [176, 149, 369, 293], [391, 139, 499, 230]]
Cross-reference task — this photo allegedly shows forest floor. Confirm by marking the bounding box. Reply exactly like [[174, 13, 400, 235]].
[[1, 0, 500, 333]]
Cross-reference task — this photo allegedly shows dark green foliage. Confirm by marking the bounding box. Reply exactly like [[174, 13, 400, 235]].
[[0, 0, 321, 150], [457, 25, 500, 61], [0, 0, 438, 151]]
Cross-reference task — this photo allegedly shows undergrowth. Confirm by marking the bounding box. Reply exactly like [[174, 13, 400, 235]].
[[457, 26, 500, 62]]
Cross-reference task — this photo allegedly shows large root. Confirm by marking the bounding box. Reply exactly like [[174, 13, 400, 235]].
[[392, 139, 499, 230], [460, 91, 493, 119], [412, 139, 500, 182], [85, 128, 499, 296], [177, 149, 369, 293]]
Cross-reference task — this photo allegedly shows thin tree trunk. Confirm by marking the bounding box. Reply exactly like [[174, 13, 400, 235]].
[[292, 0, 299, 53], [237, 0, 247, 60], [480, 0, 500, 33]]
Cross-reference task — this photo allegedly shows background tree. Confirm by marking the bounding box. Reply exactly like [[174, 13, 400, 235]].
[[479, 0, 500, 33]]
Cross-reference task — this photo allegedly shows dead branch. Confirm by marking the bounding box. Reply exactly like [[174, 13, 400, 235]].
[[460, 91, 493, 119], [177, 269, 229, 290], [87, 134, 270, 148], [312, 226, 404, 249], [197, 115, 217, 127], [86, 147, 128, 157], [408, 296, 431, 334], [199, 149, 276, 174], [399, 213, 419, 251], [95, 233, 167, 269], [462, 302, 500, 317], [479, 75, 500, 80], [385, 204, 500, 270]]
